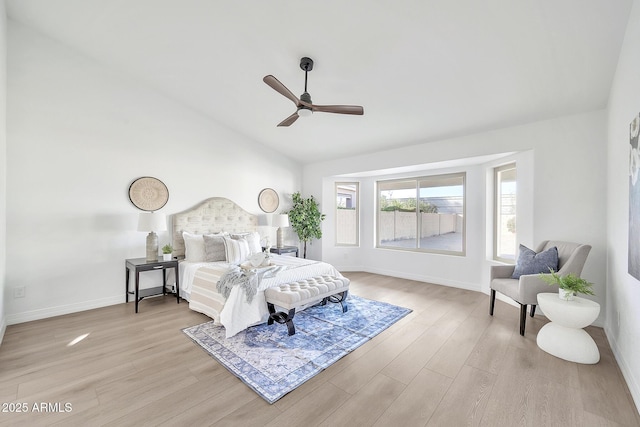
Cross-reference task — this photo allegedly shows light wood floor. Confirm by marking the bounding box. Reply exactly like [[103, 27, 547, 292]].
[[1, 272, 639, 426]]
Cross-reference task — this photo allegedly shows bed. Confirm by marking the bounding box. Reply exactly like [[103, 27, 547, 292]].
[[171, 197, 345, 337]]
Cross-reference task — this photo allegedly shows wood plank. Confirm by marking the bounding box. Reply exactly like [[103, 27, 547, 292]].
[[328, 321, 424, 395], [266, 382, 350, 427], [374, 368, 453, 427], [427, 365, 496, 426], [425, 314, 492, 378], [479, 345, 540, 426], [465, 316, 515, 375], [319, 373, 406, 427], [381, 315, 461, 384]]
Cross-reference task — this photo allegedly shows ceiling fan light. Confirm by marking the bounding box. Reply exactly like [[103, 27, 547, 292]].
[[298, 107, 312, 117]]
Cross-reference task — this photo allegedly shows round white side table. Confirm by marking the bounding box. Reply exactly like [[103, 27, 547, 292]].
[[536, 293, 600, 364]]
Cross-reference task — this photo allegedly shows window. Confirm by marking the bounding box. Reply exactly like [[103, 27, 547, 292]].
[[336, 182, 359, 246], [377, 173, 465, 254], [494, 163, 517, 262]]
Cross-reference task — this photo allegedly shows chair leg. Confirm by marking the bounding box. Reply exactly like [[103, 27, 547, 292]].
[[489, 289, 496, 316], [519, 304, 527, 336], [530, 305, 536, 317]]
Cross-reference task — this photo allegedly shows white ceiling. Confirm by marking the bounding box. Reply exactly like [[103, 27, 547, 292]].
[[6, 0, 634, 164]]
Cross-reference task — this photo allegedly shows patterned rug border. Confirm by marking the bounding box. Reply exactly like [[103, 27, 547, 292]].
[[182, 294, 412, 403]]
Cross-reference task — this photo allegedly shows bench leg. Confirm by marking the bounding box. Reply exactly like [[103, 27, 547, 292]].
[[285, 311, 296, 336], [267, 303, 276, 325], [327, 290, 349, 313], [267, 303, 297, 336], [340, 290, 349, 313]]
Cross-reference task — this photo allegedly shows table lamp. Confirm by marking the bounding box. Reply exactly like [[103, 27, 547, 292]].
[[138, 212, 167, 261], [274, 214, 289, 248]]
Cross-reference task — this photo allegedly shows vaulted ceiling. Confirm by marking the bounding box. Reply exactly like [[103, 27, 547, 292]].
[[6, 0, 634, 164]]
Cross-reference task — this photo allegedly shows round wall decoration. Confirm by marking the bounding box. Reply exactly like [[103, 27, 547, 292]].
[[128, 176, 169, 211], [258, 188, 279, 213]]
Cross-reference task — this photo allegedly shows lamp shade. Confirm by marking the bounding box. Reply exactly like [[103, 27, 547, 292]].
[[137, 212, 167, 232], [273, 214, 289, 228]]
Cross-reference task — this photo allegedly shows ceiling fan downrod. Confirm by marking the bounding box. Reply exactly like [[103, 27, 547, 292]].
[[299, 57, 314, 114]]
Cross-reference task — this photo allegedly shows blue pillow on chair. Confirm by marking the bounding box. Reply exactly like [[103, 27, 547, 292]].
[[511, 244, 558, 279]]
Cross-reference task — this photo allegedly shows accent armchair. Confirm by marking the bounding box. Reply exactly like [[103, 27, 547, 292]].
[[489, 240, 591, 336]]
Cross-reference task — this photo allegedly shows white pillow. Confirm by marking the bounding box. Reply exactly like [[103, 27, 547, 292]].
[[223, 236, 250, 264], [183, 231, 227, 262], [231, 232, 262, 255], [183, 231, 205, 262]]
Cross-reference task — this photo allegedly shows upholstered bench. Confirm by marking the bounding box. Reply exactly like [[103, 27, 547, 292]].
[[264, 276, 350, 336]]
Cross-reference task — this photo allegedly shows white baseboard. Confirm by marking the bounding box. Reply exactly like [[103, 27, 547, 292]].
[[337, 265, 480, 292], [6, 295, 123, 325], [332, 264, 364, 273], [0, 315, 6, 346], [605, 326, 640, 415]]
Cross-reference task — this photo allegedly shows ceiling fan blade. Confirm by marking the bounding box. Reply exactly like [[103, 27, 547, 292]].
[[311, 104, 364, 115], [277, 112, 300, 127], [263, 75, 300, 106]]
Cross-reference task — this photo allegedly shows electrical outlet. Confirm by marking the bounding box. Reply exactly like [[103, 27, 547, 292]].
[[13, 286, 25, 298]]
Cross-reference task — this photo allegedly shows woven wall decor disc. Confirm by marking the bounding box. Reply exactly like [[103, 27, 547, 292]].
[[129, 177, 169, 211], [258, 188, 279, 213]]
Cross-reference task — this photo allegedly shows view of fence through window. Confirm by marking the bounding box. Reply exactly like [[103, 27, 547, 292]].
[[495, 163, 516, 261], [336, 182, 359, 246], [377, 173, 465, 254]]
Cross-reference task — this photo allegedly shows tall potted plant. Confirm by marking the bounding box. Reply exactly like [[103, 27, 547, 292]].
[[287, 192, 326, 259]]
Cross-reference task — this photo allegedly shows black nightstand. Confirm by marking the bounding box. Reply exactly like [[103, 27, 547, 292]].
[[268, 246, 299, 257], [125, 258, 180, 313]]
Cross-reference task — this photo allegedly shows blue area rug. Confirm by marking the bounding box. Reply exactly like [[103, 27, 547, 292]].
[[183, 295, 411, 404]]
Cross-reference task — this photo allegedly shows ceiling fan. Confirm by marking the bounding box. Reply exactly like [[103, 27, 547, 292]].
[[263, 57, 364, 127]]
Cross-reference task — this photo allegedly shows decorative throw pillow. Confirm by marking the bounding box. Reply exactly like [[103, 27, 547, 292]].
[[511, 244, 559, 279], [223, 236, 250, 264], [183, 231, 206, 262], [203, 235, 227, 262], [231, 232, 261, 255]]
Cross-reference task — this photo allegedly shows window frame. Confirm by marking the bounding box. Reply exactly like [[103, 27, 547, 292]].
[[335, 182, 360, 247], [493, 162, 517, 263], [376, 172, 466, 256]]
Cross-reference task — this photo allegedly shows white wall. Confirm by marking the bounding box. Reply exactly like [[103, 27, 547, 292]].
[[305, 110, 608, 324], [606, 0, 640, 410], [0, 0, 7, 343], [4, 21, 301, 324]]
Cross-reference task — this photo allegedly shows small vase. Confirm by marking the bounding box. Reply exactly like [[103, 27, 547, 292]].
[[559, 288, 574, 301], [163, 253, 172, 261]]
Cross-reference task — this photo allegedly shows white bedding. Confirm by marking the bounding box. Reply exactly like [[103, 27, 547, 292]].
[[181, 254, 344, 337]]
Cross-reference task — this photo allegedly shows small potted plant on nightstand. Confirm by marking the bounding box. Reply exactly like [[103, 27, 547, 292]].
[[161, 244, 173, 261], [540, 269, 595, 300]]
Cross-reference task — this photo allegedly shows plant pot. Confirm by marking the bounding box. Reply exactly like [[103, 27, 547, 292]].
[[162, 253, 172, 261], [559, 288, 574, 301]]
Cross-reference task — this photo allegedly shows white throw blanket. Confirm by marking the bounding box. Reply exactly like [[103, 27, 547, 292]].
[[216, 264, 283, 304]]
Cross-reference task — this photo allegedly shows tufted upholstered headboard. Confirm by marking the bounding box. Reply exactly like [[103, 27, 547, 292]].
[[171, 197, 258, 258]]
